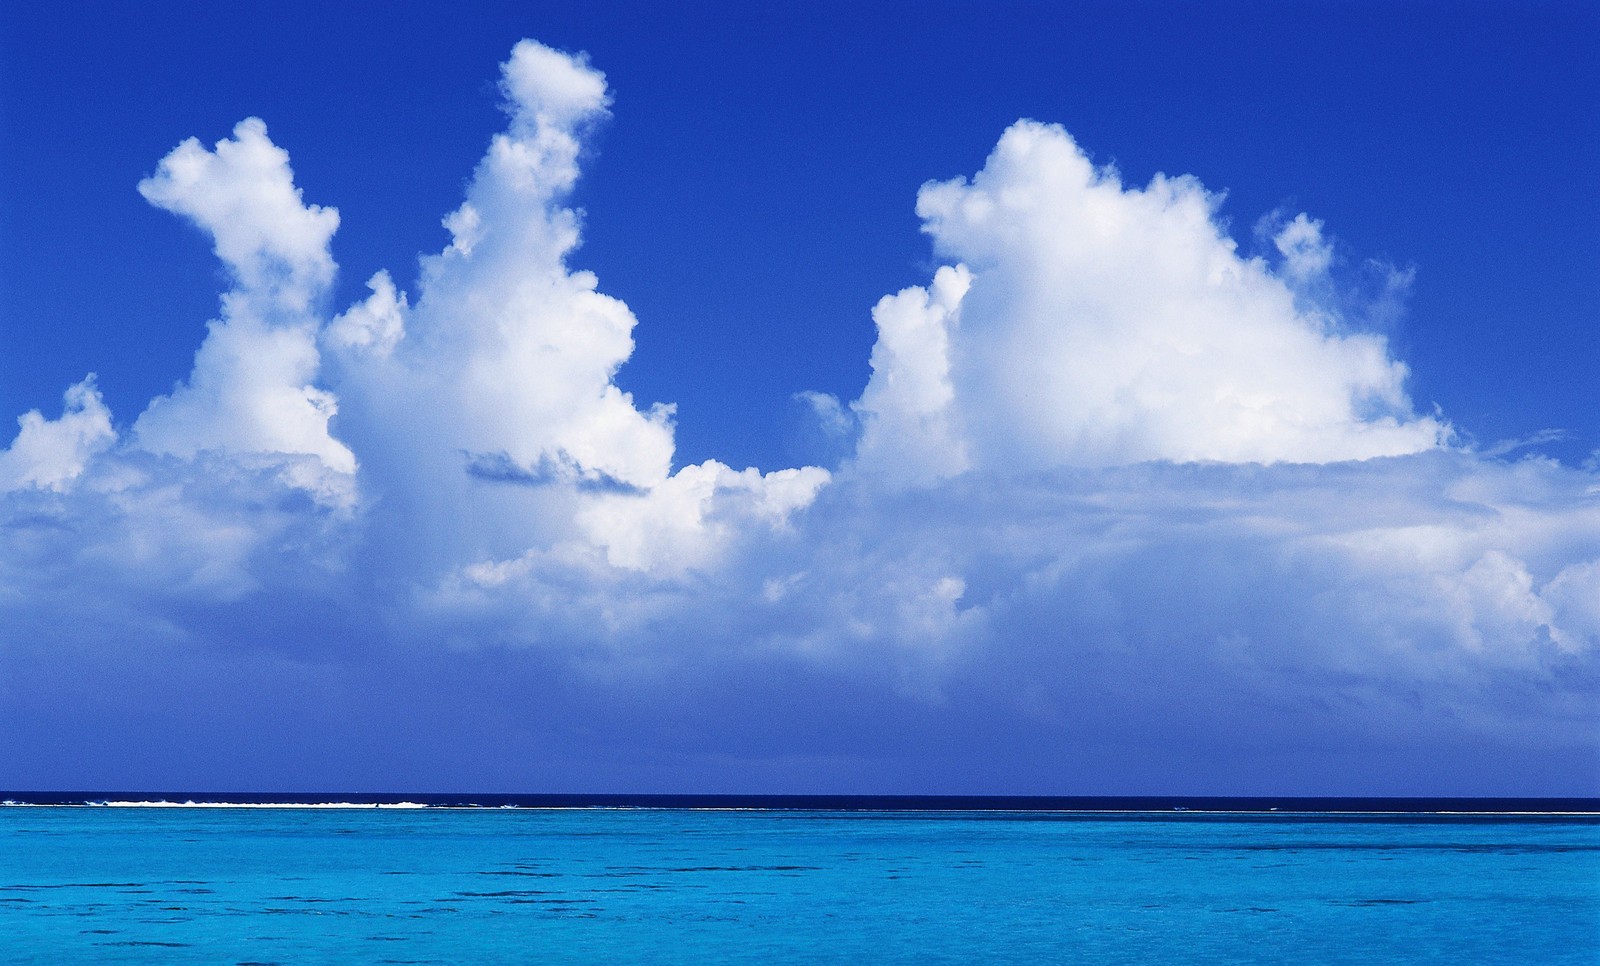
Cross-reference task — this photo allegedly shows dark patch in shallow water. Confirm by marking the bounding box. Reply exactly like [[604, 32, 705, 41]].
[[6, 882, 143, 889], [665, 865, 820, 873], [1221, 843, 1599, 854], [1331, 898, 1428, 906]]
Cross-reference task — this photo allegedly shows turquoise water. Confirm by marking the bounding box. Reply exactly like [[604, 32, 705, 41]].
[[2, 807, 1596, 963]]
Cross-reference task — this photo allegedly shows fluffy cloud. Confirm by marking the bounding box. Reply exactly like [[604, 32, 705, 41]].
[[0, 41, 1594, 793], [135, 117, 338, 307], [132, 118, 355, 501], [322, 39, 826, 580], [851, 265, 972, 486], [327, 37, 672, 498], [0, 376, 114, 492], [852, 121, 1449, 483]]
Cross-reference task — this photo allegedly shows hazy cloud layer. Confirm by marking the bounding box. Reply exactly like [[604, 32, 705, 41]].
[[1, 41, 1594, 794]]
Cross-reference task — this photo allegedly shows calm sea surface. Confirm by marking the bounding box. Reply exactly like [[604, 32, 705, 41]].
[[2, 804, 1596, 963]]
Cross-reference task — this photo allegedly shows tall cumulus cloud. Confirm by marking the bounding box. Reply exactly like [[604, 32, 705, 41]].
[[0, 40, 1595, 794]]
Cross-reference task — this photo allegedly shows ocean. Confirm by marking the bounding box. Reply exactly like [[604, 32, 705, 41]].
[[2, 796, 1596, 963]]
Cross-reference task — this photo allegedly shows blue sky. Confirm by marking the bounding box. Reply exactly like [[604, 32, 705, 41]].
[[1, 2, 1596, 794]]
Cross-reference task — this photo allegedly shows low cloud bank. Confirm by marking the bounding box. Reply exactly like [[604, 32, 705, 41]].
[[1, 40, 1594, 793]]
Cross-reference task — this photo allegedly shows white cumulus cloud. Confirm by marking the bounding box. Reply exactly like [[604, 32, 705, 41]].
[[132, 118, 355, 498], [852, 121, 1449, 483], [0, 375, 115, 492], [319, 39, 827, 579]]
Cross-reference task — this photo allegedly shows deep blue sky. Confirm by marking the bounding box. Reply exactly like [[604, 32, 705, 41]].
[[3, 1, 1596, 470], [1, 2, 1596, 795]]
